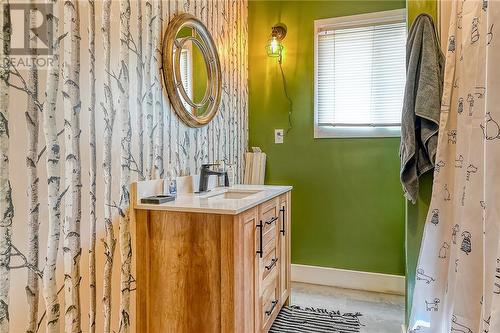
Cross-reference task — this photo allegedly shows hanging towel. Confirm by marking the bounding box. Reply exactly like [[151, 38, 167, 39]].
[[400, 14, 445, 203]]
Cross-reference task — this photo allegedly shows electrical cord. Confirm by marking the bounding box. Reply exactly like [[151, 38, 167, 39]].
[[278, 57, 293, 134]]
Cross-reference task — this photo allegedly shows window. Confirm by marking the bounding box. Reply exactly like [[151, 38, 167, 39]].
[[314, 9, 406, 138]]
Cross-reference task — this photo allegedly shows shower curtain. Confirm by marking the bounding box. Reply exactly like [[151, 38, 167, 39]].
[[408, 0, 500, 332]]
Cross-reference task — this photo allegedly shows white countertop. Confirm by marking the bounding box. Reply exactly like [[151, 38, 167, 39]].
[[135, 184, 292, 215]]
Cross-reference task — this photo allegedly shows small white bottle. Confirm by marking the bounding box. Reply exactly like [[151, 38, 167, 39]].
[[226, 164, 235, 187], [166, 164, 177, 196]]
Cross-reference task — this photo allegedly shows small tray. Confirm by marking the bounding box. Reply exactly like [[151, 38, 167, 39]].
[[141, 195, 176, 204]]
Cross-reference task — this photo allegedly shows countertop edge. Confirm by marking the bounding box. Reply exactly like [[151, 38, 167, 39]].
[[134, 185, 292, 215]]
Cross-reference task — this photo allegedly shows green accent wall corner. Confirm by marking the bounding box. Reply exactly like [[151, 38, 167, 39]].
[[407, 0, 438, 27], [248, 0, 406, 276]]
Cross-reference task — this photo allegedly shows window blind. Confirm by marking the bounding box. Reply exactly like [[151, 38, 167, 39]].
[[316, 21, 406, 127], [179, 48, 192, 110]]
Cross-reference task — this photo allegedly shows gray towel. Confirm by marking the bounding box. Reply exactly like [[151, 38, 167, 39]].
[[400, 14, 445, 203]]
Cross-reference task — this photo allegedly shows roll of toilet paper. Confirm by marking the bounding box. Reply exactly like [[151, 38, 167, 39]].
[[176, 175, 194, 194]]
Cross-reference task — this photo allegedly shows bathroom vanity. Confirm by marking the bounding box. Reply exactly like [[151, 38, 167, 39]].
[[131, 180, 292, 333]]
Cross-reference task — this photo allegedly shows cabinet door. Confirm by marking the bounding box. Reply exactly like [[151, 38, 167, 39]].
[[279, 193, 291, 305], [240, 208, 259, 333]]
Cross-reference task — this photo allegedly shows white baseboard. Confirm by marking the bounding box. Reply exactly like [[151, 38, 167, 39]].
[[291, 264, 405, 296]]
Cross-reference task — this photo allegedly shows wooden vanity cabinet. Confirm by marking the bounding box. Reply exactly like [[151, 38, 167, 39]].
[[133, 184, 291, 333]]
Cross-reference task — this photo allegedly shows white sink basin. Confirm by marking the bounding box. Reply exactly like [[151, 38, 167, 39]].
[[205, 189, 261, 200]]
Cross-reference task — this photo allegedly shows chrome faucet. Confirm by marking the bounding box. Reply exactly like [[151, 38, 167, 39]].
[[199, 163, 229, 192]]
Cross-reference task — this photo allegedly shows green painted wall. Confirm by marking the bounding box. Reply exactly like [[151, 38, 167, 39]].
[[248, 0, 406, 276], [405, 0, 438, 319], [407, 0, 438, 27]]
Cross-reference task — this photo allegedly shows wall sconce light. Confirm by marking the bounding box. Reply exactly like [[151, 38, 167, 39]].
[[266, 23, 293, 133], [266, 23, 287, 63]]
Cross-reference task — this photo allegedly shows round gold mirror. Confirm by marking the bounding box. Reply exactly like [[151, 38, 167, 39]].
[[162, 13, 222, 128]]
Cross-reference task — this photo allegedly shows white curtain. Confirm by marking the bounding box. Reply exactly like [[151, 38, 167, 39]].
[[408, 0, 500, 332]]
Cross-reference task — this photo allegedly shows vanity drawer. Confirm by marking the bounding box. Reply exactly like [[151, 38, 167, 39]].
[[256, 223, 276, 259], [261, 245, 279, 281], [262, 224, 276, 246], [260, 197, 280, 235], [260, 270, 279, 330], [262, 233, 276, 258]]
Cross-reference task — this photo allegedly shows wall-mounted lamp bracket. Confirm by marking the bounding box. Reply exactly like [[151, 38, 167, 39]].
[[271, 23, 287, 41]]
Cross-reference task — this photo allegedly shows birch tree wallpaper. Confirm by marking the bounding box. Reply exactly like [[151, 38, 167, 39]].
[[0, 0, 248, 331]]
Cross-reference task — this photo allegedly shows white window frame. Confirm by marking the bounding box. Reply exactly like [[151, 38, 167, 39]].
[[313, 9, 407, 139], [177, 43, 194, 111]]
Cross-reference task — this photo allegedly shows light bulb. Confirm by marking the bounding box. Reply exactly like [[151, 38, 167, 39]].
[[266, 36, 283, 58], [270, 37, 279, 53]]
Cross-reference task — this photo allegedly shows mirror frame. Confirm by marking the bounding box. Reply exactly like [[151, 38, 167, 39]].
[[162, 13, 222, 128]]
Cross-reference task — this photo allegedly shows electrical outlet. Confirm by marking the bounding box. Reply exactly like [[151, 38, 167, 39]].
[[275, 129, 284, 144]]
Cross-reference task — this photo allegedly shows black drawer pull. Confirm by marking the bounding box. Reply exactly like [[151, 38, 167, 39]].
[[256, 221, 263, 258], [280, 207, 285, 235], [265, 300, 278, 316], [265, 216, 278, 225], [265, 258, 278, 271]]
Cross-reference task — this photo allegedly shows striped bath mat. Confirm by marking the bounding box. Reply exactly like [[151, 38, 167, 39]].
[[270, 305, 362, 333]]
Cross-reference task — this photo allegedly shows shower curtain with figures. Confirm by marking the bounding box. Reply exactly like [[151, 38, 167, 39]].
[[408, 0, 500, 332]]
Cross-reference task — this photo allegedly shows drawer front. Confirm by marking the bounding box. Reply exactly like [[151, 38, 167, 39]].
[[256, 221, 277, 259], [260, 270, 279, 330], [255, 197, 280, 260], [259, 197, 280, 235], [262, 234, 276, 258], [261, 244, 278, 281], [262, 223, 276, 246]]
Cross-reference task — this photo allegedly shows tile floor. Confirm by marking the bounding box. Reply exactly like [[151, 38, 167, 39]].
[[290, 282, 405, 333]]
